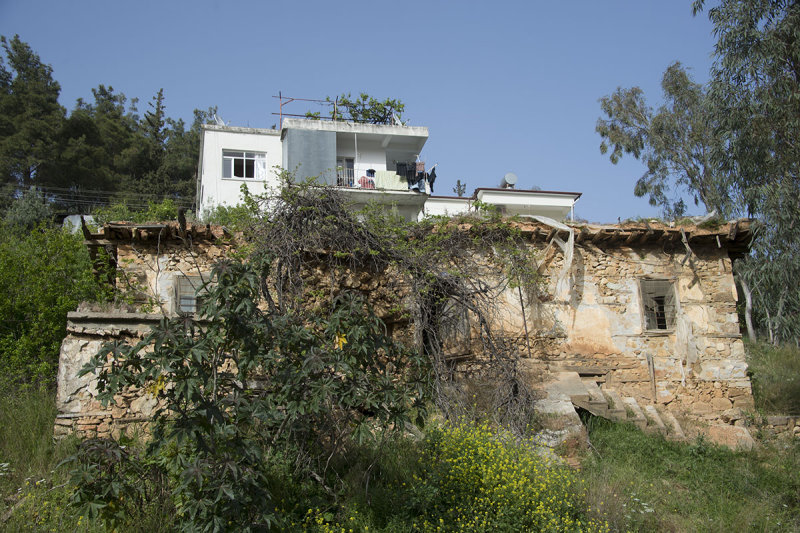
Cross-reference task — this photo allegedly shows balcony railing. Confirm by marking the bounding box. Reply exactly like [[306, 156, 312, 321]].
[[335, 168, 411, 192]]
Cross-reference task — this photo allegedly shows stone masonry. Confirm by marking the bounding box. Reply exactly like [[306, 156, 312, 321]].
[[55, 218, 759, 447]]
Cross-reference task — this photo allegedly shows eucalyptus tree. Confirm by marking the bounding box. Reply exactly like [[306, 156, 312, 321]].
[[596, 62, 730, 219], [694, 0, 800, 344]]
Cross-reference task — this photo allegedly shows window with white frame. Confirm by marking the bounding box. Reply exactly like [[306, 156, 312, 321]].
[[222, 151, 268, 180], [639, 279, 677, 331], [175, 275, 207, 315]]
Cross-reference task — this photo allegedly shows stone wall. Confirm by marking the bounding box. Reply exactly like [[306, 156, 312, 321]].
[[55, 312, 162, 439], [526, 240, 753, 427], [56, 219, 760, 442]]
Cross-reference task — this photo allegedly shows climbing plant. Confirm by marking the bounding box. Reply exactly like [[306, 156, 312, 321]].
[[69, 180, 544, 528]]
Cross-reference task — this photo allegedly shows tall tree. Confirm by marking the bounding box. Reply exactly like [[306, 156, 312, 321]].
[[157, 106, 217, 201], [694, 1, 800, 344], [0, 35, 65, 196], [50, 85, 144, 210], [596, 62, 730, 218]]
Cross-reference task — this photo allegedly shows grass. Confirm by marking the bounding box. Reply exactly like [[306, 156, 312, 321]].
[[746, 340, 800, 415], [581, 416, 800, 532], [0, 387, 102, 532], [3, 342, 800, 531]]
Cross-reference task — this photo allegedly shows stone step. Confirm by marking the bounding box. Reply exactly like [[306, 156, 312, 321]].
[[601, 388, 627, 421], [575, 378, 610, 417], [659, 409, 686, 439], [643, 405, 667, 434], [536, 371, 590, 449], [545, 371, 590, 403], [622, 397, 648, 430], [581, 378, 607, 404]]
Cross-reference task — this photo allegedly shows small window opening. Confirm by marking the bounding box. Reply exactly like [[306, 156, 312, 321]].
[[175, 275, 206, 315], [640, 279, 676, 331]]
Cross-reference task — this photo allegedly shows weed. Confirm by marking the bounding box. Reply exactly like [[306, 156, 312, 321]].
[[746, 340, 800, 415], [581, 417, 800, 532]]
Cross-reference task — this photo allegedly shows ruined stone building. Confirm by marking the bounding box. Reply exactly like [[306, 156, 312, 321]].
[[55, 217, 757, 448]]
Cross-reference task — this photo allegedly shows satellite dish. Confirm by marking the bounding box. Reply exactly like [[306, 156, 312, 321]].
[[500, 172, 518, 188]]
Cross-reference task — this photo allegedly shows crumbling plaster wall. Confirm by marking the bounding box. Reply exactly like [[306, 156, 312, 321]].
[[56, 238, 232, 438], [116, 239, 230, 313], [491, 239, 752, 426], [56, 229, 754, 438]]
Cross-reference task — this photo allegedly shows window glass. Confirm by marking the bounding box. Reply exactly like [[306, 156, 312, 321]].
[[233, 158, 244, 178], [176, 276, 205, 314], [222, 151, 267, 179]]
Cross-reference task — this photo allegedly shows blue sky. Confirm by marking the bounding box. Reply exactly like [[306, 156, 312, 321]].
[[0, 1, 718, 223]]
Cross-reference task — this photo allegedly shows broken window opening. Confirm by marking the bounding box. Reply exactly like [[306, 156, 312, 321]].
[[640, 279, 677, 331]]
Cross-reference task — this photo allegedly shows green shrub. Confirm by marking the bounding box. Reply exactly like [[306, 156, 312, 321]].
[[0, 389, 102, 532], [0, 224, 106, 388], [746, 340, 800, 415], [411, 422, 606, 532], [68, 257, 429, 531], [92, 198, 182, 225]]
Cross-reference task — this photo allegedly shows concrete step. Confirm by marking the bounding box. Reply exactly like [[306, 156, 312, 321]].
[[581, 378, 607, 404], [659, 409, 686, 439], [536, 371, 590, 449], [622, 397, 648, 430], [600, 388, 627, 421], [546, 371, 590, 403], [643, 405, 667, 434], [576, 378, 610, 417]]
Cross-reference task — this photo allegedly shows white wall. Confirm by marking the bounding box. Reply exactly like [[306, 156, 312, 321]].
[[198, 127, 282, 216], [335, 134, 388, 177], [421, 197, 471, 219]]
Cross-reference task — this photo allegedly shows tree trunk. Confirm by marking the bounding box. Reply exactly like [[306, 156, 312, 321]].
[[739, 276, 756, 341]]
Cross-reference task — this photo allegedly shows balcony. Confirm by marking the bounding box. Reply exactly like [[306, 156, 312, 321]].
[[335, 167, 413, 192]]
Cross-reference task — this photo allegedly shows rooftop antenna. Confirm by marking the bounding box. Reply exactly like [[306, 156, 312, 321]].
[[500, 172, 518, 189]]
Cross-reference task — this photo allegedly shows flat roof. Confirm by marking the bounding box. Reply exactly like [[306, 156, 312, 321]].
[[282, 118, 428, 138], [201, 124, 281, 136], [472, 187, 582, 199]]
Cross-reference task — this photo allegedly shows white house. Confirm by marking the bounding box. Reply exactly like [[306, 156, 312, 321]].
[[196, 125, 283, 214], [196, 119, 581, 222]]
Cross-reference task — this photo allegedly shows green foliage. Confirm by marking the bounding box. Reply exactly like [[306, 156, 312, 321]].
[[66, 438, 174, 530], [0, 389, 169, 532], [200, 184, 261, 229], [2, 187, 52, 230], [746, 340, 800, 415], [581, 417, 800, 531], [0, 389, 98, 532], [0, 34, 65, 191], [92, 198, 180, 224], [0, 222, 106, 388], [691, 1, 800, 344], [597, 62, 730, 219], [70, 256, 429, 531], [409, 422, 606, 532], [1, 35, 214, 209], [324, 93, 405, 124], [453, 179, 467, 197]]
